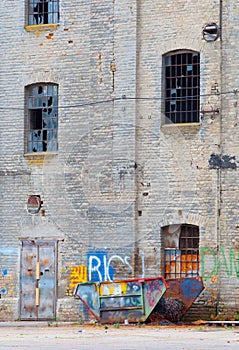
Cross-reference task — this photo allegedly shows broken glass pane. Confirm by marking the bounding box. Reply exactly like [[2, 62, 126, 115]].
[[27, 83, 58, 153], [43, 130, 47, 140], [51, 108, 57, 117], [42, 117, 47, 129], [38, 86, 43, 94], [171, 89, 176, 97]]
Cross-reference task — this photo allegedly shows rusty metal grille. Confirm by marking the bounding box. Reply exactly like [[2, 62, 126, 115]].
[[26, 84, 58, 153], [28, 0, 59, 25], [164, 51, 200, 124], [164, 225, 199, 278]]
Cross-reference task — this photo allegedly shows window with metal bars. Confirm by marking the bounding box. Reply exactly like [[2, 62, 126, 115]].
[[26, 84, 58, 153], [28, 0, 59, 25], [163, 224, 199, 278], [164, 51, 200, 124]]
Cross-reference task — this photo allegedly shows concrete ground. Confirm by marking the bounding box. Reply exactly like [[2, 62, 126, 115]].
[[0, 322, 239, 350]]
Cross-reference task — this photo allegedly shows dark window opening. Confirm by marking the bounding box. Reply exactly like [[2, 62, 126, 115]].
[[163, 224, 199, 278], [26, 84, 58, 153], [28, 0, 59, 25], [164, 51, 200, 124]]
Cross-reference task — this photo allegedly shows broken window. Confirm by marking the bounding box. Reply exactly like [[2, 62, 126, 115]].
[[164, 51, 200, 124], [26, 84, 58, 153], [163, 224, 199, 278], [28, 0, 59, 25]]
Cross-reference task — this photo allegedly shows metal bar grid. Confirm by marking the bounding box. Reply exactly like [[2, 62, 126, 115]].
[[28, 0, 59, 25], [164, 225, 200, 278], [165, 51, 200, 123]]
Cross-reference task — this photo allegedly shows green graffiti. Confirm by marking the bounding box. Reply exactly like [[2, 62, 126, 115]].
[[200, 247, 217, 278], [200, 246, 239, 279]]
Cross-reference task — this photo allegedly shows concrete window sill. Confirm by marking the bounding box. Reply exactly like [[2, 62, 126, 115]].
[[24, 152, 57, 165], [162, 122, 201, 128], [25, 24, 59, 34]]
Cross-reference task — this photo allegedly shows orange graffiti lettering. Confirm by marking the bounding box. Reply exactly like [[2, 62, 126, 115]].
[[69, 265, 88, 289]]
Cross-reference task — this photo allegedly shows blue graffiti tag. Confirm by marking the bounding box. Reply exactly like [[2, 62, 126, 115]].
[[181, 279, 202, 298]]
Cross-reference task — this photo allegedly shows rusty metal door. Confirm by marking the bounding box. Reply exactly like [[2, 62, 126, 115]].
[[20, 240, 57, 320]]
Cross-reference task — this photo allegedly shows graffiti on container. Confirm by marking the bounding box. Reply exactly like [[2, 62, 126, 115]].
[[100, 295, 142, 309], [101, 309, 142, 322], [78, 284, 100, 318], [69, 265, 88, 289], [0, 269, 8, 296], [87, 252, 132, 282], [125, 281, 141, 293], [74, 282, 101, 321], [99, 281, 142, 309], [145, 279, 164, 308], [100, 281, 128, 296], [181, 278, 203, 298], [201, 246, 239, 279]]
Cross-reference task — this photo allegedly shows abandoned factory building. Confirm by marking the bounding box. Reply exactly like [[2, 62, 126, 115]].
[[1, 0, 239, 322]]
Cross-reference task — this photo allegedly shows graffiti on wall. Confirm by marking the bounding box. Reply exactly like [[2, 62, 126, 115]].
[[0, 269, 8, 296], [87, 252, 132, 282], [68, 245, 239, 295], [201, 246, 239, 279], [68, 252, 133, 292], [69, 265, 88, 289]]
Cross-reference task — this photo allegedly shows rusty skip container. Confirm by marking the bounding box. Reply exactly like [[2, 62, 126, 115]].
[[150, 277, 205, 323], [74, 277, 168, 323]]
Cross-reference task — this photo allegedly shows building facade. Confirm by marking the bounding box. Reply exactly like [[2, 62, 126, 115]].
[[1, 0, 239, 321]]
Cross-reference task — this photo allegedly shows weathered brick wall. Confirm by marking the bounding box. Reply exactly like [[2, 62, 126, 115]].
[[135, 1, 221, 320], [1, 0, 239, 322], [0, 0, 137, 321], [214, 1, 239, 320]]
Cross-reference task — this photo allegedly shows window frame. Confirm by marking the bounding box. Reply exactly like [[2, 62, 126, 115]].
[[163, 50, 200, 124], [25, 83, 58, 154], [27, 0, 60, 26], [163, 224, 200, 279]]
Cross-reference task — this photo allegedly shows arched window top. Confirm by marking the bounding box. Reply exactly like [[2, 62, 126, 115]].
[[163, 49, 199, 57]]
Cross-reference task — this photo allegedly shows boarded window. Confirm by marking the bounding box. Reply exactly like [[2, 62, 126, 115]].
[[26, 84, 58, 153], [164, 51, 200, 124], [163, 224, 199, 278], [28, 0, 59, 25]]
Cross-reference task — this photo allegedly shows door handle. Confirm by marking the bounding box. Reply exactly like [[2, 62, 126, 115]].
[[36, 262, 40, 280], [36, 288, 40, 306]]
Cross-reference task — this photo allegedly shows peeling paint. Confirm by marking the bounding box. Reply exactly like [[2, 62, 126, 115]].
[[209, 153, 237, 169]]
